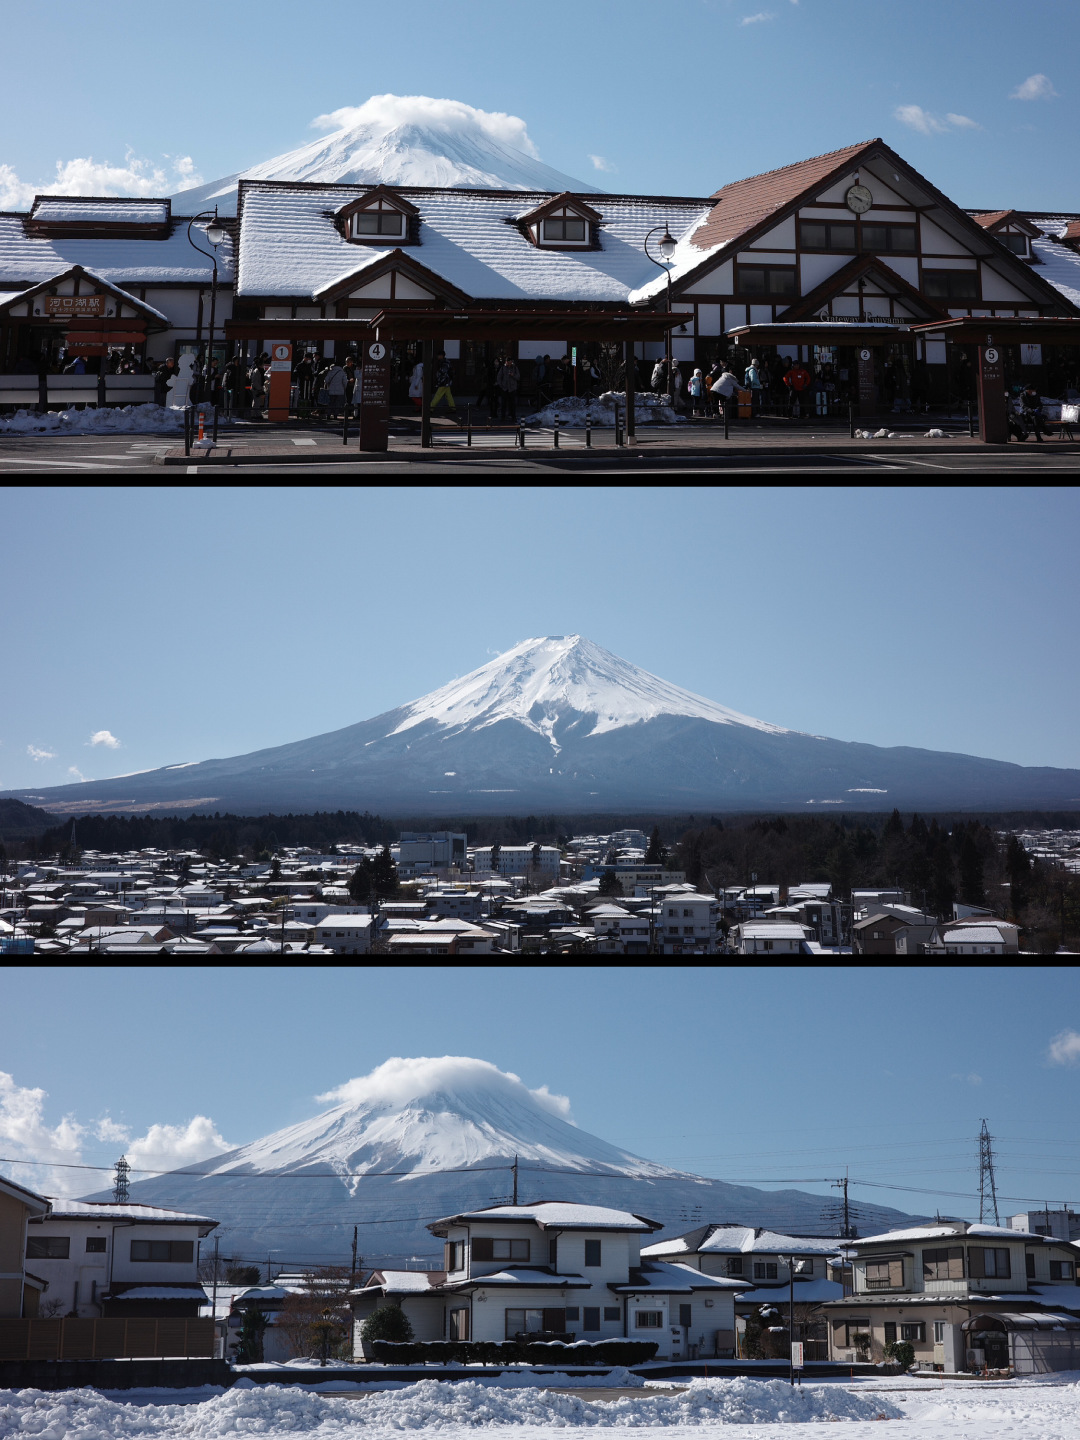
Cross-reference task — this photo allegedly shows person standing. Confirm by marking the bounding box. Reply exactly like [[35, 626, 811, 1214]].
[[429, 351, 456, 412], [496, 355, 519, 419], [688, 367, 705, 417], [323, 358, 347, 419], [651, 357, 667, 394], [248, 354, 268, 420], [408, 356, 424, 413], [744, 357, 763, 414], [709, 361, 739, 415], [670, 361, 685, 412], [295, 352, 315, 411], [784, 357, 812, 418]]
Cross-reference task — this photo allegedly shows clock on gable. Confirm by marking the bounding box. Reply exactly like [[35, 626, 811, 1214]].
[[845, 184, 874, 215]]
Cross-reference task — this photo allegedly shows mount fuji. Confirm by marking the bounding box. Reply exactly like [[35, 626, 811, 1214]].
[[171, 95, 600, 216], [10, 634, 1080, 816], [90, 1057, 913, 1263]]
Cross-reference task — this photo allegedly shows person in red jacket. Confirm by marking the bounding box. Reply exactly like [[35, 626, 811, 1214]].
[[784, 359, 812, 418]]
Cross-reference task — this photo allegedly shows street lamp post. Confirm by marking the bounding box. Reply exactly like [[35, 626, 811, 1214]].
[[644, 226, 678, 407], [187, 210, 227, 401]]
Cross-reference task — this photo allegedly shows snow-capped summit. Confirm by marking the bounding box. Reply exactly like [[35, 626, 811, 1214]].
[[391, 636, 787, 752], [171, 95, 600, 215], [103, 1057, 912, 1261]]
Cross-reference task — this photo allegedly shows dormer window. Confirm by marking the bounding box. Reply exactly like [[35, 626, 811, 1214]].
[[353, 208, 404, 238], [337, 188, 420, 246], [999, 232, 1029, 257], [543, 216, 587, 243]]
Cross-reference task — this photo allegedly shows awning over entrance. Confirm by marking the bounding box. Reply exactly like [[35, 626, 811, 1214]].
[[725, 321, 915, 344], [909, 317, 1080, 345], [963, 1313, 1080, 1331], [225, 307, 688, 344]]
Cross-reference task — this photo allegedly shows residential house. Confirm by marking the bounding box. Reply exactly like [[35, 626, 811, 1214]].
[[313, 916, 372, 954], [25, 1200, 217, 1318], [732, 921, 809, 955], [656, 890, 719, 955], [0, 1175, 50, 1318], [821, 1220, 1080, 1372], [642, 1223, 844, 1359], [852, 907, 937, 956], [588, 904, 652, 954], [472, 847, 561, 880], [350, 1201, 745, 1360], [933, 923, 1020, 956], [395, 832, 468, 875]]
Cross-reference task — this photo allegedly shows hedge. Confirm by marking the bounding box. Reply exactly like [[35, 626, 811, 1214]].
[[368, 1338, 659, 1366]]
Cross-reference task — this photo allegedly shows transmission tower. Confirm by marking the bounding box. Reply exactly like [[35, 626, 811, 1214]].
[[113, 1155, 130, 1204], [977, 1120, 999, 1225]]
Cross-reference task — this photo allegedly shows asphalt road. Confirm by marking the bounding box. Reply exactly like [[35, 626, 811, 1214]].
[[1, 432, 1078, 475]]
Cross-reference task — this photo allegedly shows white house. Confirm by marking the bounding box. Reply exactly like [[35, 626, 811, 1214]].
[[24, 1200, 217, 1318], [313, 916, 372, 954], [472, 847, 561, 879], [588, 903, 651, 954], [732, 921, 809, 955], [656, 890, 719, 955], [350, 1201, 744, 1360]]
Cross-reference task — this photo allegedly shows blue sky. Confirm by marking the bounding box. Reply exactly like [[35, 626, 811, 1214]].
[[0, 0, 1076, 209], [1, 486, 1079, 794], [2, 966, 1080, 1233]]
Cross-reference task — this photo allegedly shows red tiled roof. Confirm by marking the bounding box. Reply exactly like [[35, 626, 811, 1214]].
[[690, 139, 879, 252], [972, 210, 1041, 235], [972, 210, 1012, 228]]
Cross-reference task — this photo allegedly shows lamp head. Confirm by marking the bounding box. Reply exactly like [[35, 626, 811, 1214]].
[[658, 229, 677, 259], [206, 220, 226, 247]]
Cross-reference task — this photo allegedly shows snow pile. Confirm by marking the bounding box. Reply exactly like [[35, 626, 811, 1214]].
[[854, 428, 900, 439], [924, 428, 951, 438], [0, 404, 183, 435], [522, 395, 686, 429], [0, 1378, 903, 1436], [390, 636, 787, 744]]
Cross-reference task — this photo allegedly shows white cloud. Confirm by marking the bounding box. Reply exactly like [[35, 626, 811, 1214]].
[[89, 730, 121, 749], [741, 11, 774, 22], [1048, 1029, 1080, 1065], [318, 1055, 574, 1122], [311, 95, 541, 159], [125, 1117, 233, 1173], [67, 766, 90, 782], [0, 1071, 232, 1199], [0, 152, 203, 211], [27, 744, 56, 762], [589, 154, 616, 173], [0, 1071, 85, 1196], [950, 1071, 983, 1086], [1011, 73, 1058, 101], [895, 105, 981, 136]]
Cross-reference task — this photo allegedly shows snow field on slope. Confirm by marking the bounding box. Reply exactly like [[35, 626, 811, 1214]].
[[0, 1378, 902, 1439]]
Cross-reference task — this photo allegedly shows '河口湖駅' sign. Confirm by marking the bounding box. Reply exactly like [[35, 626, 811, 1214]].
[[44, 296, 105, 317]]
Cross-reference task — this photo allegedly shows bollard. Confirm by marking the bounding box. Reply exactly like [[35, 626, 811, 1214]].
[[467, 405, 472, 447], [342, 405, 348, 446], [724, 398, 730, 440], [184, 406, 192, 457], [212, 405, 219, 446], [586, 411, 592, 448], [614, 402, 622, 447], [553, 412, 560, 449], [848, 402, 856, 440], [967, 400, 974, 438], [518, 420, 526, 449], [196, 410, 206, 445]]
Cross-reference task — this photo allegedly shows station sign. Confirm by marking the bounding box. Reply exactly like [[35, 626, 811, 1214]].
[[45, 296, 105, 317], [359, 341, 390, 451]]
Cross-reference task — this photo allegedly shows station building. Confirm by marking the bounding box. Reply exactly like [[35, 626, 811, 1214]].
[[2, 137, 1078, 412]]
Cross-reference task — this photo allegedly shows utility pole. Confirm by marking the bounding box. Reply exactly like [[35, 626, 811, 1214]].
[[978, 1119, 1000, 1225], [211, 1234, 220, 1354], [512, 1154, 519, 1206], [351, 1225, 358, 1281], [831, 1172, 852, 1238]]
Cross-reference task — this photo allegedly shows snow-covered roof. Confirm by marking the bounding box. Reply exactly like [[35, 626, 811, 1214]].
[[0, 216, 234, 286], [611, 1260, 746, 1294], [40, 1200, 217, 1225], [852, 1222, 1043, 1247], [736, 1277, 846, 1304], [446, 1266, 590, 1289], [643, 1224, 842, 1258], [432, 1201, 663, 1231], [109, 1285, 207, 1301], [32, 200, 170, 225], [1031, 222, 1080, 307], [236, 182, 711, 304], [737, 923, 809, 941], [943, 926, 1006, 944], [363, 1269, 445, 1294]]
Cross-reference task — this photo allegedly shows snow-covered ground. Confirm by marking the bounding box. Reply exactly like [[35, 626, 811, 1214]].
[[2, 1375, 1079, 1440], [0, 404, 183, 434]]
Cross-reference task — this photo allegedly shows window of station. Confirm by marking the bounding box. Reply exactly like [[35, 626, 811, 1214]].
[[543, 216, 587, 242], [860, 224, 917, 252], [353, 209, 405, 237], [999, 233, 1029, 255], [26, 1236, 69, 1259], [801, 221, 856, 251], [923, 270, 979, 301], [739, 266, 797, 297]]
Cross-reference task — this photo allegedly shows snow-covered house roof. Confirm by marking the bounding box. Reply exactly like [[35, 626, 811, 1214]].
[[643, 1224, 842, 1259], [357, 1269, 446, 1295], [943, 925, 1007, 945], [851, 1222, 1049, 1248], [444, 1266, 593, 1290], [430, 1201, 664, 1233], [235, 180, 710, 303], [31, 199, 171, 227], [610, 1259, 747, 1294], [107, 1285, 208, 1301], [39, 1200, 217, 1228]]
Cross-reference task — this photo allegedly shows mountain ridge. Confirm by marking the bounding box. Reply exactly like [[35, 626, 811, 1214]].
[[8, 634, 1080, 816]]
